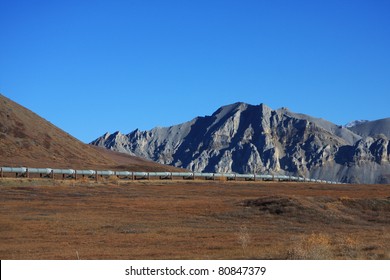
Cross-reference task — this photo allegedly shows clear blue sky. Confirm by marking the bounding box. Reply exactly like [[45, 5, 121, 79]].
[[1, 0, 389, 143]]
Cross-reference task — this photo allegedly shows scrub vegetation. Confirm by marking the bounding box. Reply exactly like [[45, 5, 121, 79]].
[[0, 179, 389, 260]]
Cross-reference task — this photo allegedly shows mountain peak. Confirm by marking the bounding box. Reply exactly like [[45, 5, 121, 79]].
[[213, 102, 247, 114], [344, 120, 369, 128], [258, 103, 272, 114]]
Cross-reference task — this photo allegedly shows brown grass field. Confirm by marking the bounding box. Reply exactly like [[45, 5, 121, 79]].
[[0, 178, 389, 260]]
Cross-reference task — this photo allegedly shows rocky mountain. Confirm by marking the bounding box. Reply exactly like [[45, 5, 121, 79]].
[[347, 118, 390, 139], [344, 120, 369, 129], [91, 102, 390, 184], [0, 94, 181, 171]]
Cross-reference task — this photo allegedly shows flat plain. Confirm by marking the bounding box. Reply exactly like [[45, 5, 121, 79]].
[[0, 178, 389, 259]]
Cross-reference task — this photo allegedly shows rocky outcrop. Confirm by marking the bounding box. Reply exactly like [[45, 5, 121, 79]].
[[91, 102, 390, 184]]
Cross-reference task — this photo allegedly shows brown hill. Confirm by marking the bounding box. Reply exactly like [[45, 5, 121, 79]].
[[0, 94, 181, 171]]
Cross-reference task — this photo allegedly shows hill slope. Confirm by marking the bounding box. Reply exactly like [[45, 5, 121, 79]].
[[0, 94, 180, 171], [92, 102, 390, 183]]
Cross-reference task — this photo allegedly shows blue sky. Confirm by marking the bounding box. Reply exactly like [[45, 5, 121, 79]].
[[1, 0, 389, 143]]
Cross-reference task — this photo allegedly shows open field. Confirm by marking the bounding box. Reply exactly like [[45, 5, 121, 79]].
[[0, 178, 389, 259]]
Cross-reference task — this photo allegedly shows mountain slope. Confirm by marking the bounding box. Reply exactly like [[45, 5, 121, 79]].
[[277, 107, 362, 145], [91, 102, 390, 184], [344, 120, 369, 128], [347, 118, 390, 138], [0, 94, 180, 171]]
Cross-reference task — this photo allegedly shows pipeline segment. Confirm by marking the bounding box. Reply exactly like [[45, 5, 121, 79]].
[[0, 167, 342, 184]]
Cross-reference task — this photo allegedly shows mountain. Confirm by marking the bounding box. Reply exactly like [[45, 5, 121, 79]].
[[91, 102, 390, 184], [344, 120, 369, 129], [347, 118, 390, 139], [0, 94, 180, 171]]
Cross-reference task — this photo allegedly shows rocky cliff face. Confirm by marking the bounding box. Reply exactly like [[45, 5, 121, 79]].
[[91, 102, 390, 184]]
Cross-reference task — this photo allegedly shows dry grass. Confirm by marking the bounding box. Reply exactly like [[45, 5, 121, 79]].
[[286, 232, 387, 260], [287, 233, 333, 259], [0, 179, 389, 260], [237, 225, 251, 257]]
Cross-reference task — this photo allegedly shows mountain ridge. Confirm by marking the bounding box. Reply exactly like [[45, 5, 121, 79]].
[[91, 102, 390, 184], [348, 118, 390, 139]]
